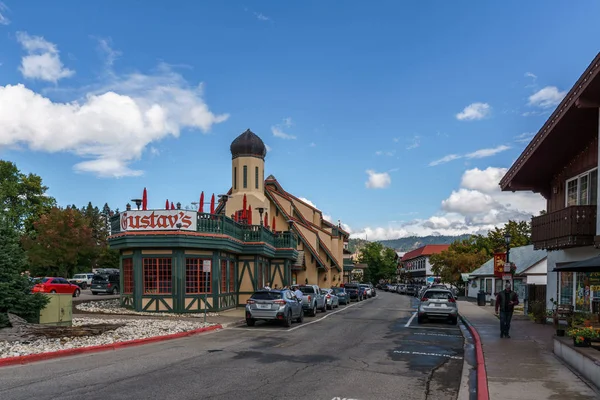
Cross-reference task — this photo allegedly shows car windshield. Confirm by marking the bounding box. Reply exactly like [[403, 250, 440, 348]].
[[424, 291, 453, 300], [251, 291, 283, 300], [73, 274, 85, 279]]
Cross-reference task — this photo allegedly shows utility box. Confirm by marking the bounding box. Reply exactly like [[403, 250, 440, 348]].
[[38, 294, 73, 326]]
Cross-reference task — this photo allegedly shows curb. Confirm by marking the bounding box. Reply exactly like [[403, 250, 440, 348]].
[[0, 324, 222, 368], [459, 313, 489, 400]]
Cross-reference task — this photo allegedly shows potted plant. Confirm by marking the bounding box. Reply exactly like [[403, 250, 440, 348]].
[[529, 300, 546, 324], [568, 327, 599, 347]]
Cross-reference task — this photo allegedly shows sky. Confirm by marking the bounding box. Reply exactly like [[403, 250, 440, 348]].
[[0, 1, 599, 240]]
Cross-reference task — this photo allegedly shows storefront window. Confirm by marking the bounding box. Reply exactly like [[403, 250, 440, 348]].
[[576, 272, 595, 312], [186, 258, 211, 294], [122, 258, 134, 294], [559, 272, 574, 305], [143, 258, 172, 294]]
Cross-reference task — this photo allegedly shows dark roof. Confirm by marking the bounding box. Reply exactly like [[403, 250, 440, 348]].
[[230, 129, 267, 160]]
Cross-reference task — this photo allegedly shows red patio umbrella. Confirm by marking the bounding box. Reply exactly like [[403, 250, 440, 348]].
[[170, 201, 175, 210], [272, 216, 276, 232], [210, 194, 215, 214], [142, 187, 147, 210], [199, 191, 204, 213], [243, 194, 247, 213], [165, 199, 169, 209], [248, 205, 252, 225]]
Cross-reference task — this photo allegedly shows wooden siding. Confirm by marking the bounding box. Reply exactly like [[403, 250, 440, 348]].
[[548, 136, 598, 212]]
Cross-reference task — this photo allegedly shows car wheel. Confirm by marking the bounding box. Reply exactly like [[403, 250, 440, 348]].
[[296, 310, 304, 323], [321, 302, 327, 312], [450, 317, 458, 325], [311, 305, 317, 316], [283, 311, 292, 327], [91, 291, 98, 295], [73, 289, 80, 297], [81, 283, 87, 290], [112, 287, 119, 295], [50, 290, 56, 293], [246, 318, 255, 327]]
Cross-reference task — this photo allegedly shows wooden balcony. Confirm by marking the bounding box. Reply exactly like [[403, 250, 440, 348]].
[[531, 206, 597, 250]]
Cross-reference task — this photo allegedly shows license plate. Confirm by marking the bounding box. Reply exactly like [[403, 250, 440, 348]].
[[257, 304, 270, 309]]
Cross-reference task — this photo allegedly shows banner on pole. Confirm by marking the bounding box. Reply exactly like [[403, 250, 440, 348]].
[[493, 253, 507, 277]]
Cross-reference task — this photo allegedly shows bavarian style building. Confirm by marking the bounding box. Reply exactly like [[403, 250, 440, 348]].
[[108, 129, 349, 313]]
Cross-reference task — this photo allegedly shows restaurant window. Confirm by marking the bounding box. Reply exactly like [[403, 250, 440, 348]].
[[255, 166, 259, 189], [221, 260, 228, 293], [566, 168, 597, 206], [123, 258, 134, 294], [186, 258, 212, 294], [559, 272, 574, 305], [243, 165, 248, 188], [229, 261, 235, 292], [143, 258, 171, 294]]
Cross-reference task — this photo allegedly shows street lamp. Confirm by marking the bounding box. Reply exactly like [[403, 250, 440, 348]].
[[131, 198, 142, 210], [504, 232, 513, 288], [257, 207, 265, 226]]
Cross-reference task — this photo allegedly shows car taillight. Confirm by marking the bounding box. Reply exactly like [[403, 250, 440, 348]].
[[421, 297, 428, 301], [326, 294, 331, 299], [247, 299, 255, 304], [307, 295, 311, 302], [274, 300, 286, 306], [448, 297, 456, 303], [107, 283, 112, 288]]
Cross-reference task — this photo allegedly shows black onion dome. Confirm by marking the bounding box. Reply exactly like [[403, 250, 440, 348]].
[[230, 129, 267, 159]]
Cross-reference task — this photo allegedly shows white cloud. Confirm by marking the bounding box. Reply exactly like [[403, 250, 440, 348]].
[[309, 142, 316, 147], [351, 166, 545, 240], [16, 32, 74, 83], [0, 2, 9, 25], [271, 118, 296, 139], [265, 143, 272, 152], [528, 86, 566, 109], [406, 135, 420, 150], [0, 45, 229, 178], [525, 72, 537, 79], [429, 145, 510, 166], [365, 169, 391, 189], [298, 197, 319, 209], [456, 102, 491, 121], [514, 132, 535, 143], [375, 150, 395, 156], [97, 38, 121, 67], [149, 147, 160, 156], [254, 12, 270, 21]]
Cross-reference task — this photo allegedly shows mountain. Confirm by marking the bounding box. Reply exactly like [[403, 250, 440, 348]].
[[348, 235, 471, 253]]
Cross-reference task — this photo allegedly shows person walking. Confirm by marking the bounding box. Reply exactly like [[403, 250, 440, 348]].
[[293, 285, 303, 301], [495, 281, 519, 338]]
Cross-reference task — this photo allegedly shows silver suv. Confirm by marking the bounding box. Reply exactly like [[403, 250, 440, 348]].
[[417, 289, 458, 325], [245, 289, 304, 327]]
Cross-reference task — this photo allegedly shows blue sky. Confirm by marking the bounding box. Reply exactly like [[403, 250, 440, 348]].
[[0, 1, 599, 239]]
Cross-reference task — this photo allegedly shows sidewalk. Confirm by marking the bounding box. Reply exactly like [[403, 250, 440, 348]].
[[458, 300, 599, 399]]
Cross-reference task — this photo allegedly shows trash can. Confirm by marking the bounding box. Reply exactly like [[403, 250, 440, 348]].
[[477, 291, 486, 306]]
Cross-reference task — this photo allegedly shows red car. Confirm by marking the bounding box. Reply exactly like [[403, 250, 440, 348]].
[[31, 277, 81, 297]]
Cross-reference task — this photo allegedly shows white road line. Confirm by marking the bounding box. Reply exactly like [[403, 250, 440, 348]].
[[287, 299, 363, 332], [405, 312, 417, 327], [408, 325, 461, 331], [393, 350, 463, 360]]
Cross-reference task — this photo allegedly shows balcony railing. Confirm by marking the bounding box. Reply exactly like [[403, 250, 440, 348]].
[[531, 205, 597, 250], [109, 210, 296, 249]]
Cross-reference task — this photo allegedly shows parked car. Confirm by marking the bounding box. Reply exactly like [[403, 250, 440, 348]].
[[359, 284, 373, 298], [331, 287, 349, 305], [343, 283, 363, 302], [405, 285, 417, 296], [417, 288, 458, 325], [298, 285, 326, 316], [321, 288, 339, 309], [91, 272, 120, 295], [396, 284, 406, 294], [69, 273, 94, 289], [31, 277, 81, 297], [245, 289, 304, 327]]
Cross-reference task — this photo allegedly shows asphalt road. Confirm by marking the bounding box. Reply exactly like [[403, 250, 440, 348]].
[[76, 289, 120, 302], [0, 291, 465, 400]]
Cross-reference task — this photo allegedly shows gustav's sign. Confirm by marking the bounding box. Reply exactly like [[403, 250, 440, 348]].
[[120, 210, 197, 231]]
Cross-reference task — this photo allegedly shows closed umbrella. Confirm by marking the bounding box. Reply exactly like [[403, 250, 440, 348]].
[[170, 202, 175, 210], [210, 194, 215, 214], [142, 187, 147, 210], [272, 216, 276, 232], [165, 199, 169, 209], [199, 191, 204, 213], [248, 205, 252, 225]]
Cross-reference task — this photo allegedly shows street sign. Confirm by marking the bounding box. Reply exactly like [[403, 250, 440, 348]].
[[202, 260, 211, 272]]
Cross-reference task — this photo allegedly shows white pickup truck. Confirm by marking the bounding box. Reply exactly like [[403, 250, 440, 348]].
[[68, 273, 94, 289]]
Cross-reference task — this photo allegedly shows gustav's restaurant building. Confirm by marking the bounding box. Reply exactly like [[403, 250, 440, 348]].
[[108, 129, 349, 313]]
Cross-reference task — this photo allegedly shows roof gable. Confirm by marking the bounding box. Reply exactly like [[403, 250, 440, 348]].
[[402, 245, 450, 261]]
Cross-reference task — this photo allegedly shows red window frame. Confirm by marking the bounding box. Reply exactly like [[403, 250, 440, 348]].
[[186, 258, 212, 294], [220, 260, 227, 293], [122, 258, 134, 294], [229, 261, 235, 292], [143, 258, 172, 294]]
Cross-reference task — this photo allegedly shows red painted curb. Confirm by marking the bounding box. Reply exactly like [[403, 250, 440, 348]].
[[0, 324, 222, 368], [463, 318, 489, 400]]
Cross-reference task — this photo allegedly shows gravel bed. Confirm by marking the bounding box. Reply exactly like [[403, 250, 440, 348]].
[[75, 299, 220, 318], [0, 317, 217, 359]]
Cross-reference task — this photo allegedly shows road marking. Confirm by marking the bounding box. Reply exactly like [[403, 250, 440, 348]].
[[408, 325, 461, 331], [412, 332, 463, 338], [405, 312, 416, 327], [331, 397, 360, 400], [287, 299, 363, 332], [393, 350, 463, 360]]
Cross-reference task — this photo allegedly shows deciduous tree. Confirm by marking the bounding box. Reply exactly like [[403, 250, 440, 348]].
[[357, 242, 398, 283]]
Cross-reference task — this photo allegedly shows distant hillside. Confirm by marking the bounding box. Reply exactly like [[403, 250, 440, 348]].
[[348, 235, 471, 253]]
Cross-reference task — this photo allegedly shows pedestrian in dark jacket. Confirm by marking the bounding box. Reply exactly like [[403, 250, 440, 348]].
[[495, 281, 519, 338]]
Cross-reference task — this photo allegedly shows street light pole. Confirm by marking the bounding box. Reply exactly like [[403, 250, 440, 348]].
[[504, 232, 512, 289]]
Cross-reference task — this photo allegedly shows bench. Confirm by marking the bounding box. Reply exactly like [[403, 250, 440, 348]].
[[554, 304, 574, 326]]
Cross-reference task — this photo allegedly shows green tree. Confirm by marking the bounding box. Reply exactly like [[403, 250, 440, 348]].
[[22, 207, 96, 278], [0, 219, 49, 328], [0, 160, 56, 233], [357, 242, 398, 283]]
